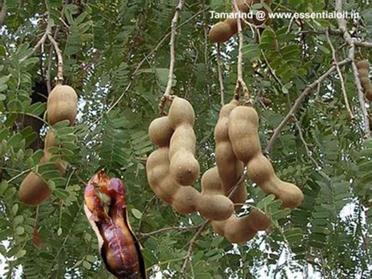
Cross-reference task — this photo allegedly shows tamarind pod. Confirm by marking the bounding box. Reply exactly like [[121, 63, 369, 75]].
[[228, 106, 261, 164], [47, 85, 78, 125], [208, 21, 235, 43], [197, 195, 234, 220], [169, 125, 196, 157], [167, 97, 195, 127], [146, 148, 171, 187], [169, 151, 200, 186], [356, 60, 369, 70], [18, 172, 51, 205], [247, 154, 304, 208], [41, 150, 67, 174], [171, 186, 201, 214], [358, 68, 369, 79], [146, 148, 179, 203], [200, 167, 224, 195], [366, 86, 372, 101], [212, 208, 270, 244], [360, 76, 371, 89], [214, 101, 247, 204], [197, 167, 234, 220], [44, 130, 57, 148], [84, 171, 146, 279], [148, 116, 173, 147], [168, 125, 199, 185]]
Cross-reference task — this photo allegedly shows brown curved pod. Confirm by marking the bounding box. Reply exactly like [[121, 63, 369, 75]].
[[18, 172, 51, 205], [47, 85, 78, 125]]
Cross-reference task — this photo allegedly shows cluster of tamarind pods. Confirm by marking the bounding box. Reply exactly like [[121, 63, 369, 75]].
[[18, 84, 78, 205], [208, 0, 272, 43], [146, 96, 304, 244], [356, 60, 372, 101]]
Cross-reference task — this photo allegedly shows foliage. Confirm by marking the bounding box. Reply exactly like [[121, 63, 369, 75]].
[[0, 0, 371, 278]]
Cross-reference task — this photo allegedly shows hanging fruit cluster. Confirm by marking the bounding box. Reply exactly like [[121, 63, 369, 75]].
[[208, 0, 272, 43], [146, 96, 304, 244], [18, 84, 78, 205], [356, 60, 372, 101], [84, 171, 146, 279]]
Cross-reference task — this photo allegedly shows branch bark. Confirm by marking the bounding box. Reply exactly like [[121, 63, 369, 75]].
[[335, 0, 370, 137], [0, 0, 7, 27], [159, 0, 185, 113], [265, 58, 351, 154]]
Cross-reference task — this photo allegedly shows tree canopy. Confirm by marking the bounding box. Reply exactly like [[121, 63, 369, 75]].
[[0, 0, 371, 278]]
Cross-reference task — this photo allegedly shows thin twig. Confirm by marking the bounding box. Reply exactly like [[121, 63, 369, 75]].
[[7, 168, 32, 184], [294, 117, 321, 169], [47, 34, 63, 84], [325, 29, 353, 119], [264, 58, 351, 154], [19, 24, 50, 63], [216, 44, 225, 106], [138, 225, 200, 239], [180, 221, 209, 274], [159, 0, 185, 114], [232, 0, 250, 102]]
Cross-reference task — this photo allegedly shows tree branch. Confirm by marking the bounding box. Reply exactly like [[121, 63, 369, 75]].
[[159, 0, 185, 113], [216, 44, 225, 106], [335, 0, 370, 137], [265, 58, 351, 154], [0, 0, 7, 27], [232, 0, 249, 102], [325, 29, 353, 119], [47, 33, 64, 84]]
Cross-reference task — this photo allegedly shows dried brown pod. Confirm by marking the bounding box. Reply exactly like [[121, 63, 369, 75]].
[[228, 106, 261, 164], [198, 167, 234, 221], [47, 85, 78, 125], [356, 60, 369, 70], [148, 116, 173, 147], [18, 172, 51, 205], [212, 208, 271, 244], [247, 154, 304, 208], [214, 100, 246, 204]]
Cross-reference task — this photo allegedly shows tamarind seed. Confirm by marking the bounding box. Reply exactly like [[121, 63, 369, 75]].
[[47, 85, 78, 125], [148, 116, 173, 147], [356, 60, 369, 70], [167, 96, 195, 127], [18, 172, 51, 205]]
